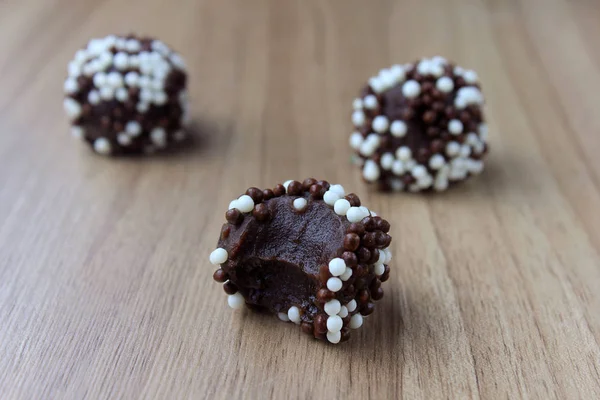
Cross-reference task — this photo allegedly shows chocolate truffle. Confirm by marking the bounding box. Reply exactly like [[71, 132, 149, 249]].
[[350, 57, 489, 192], [63, 34, 189, 155], [210, 179, 392, 344]]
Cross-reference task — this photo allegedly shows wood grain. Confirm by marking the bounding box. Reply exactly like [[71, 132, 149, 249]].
[[1, 0, 600, 398]]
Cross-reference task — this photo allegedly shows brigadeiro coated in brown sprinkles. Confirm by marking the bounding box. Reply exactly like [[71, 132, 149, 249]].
[[63, 34, 189, 156], [350, 56, 489, 192], [209, 179, 392, 344]]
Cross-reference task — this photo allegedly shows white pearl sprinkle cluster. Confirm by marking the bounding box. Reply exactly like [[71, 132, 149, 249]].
[[64, 35, 188, 155], [350, 56, 488, 192]]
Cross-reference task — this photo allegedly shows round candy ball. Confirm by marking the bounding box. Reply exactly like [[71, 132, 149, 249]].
[[350, 56, 489, 192], [63, 34, 189, 156]]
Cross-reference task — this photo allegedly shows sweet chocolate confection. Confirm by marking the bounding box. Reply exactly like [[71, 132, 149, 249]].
[[63, 34, 188, 155], [350, 56, 489, 192], [210, 179, 392, 344]]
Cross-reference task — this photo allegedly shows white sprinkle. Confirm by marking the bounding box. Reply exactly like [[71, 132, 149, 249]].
[[460, 144, 471, 158], [140, 89, 154, 103], [153, 91, 168, 105], [283, 180, 293, 191], [126, 121, 142, 136], [429, 154, 445, 170], [71, 126, 84, 139], [278, 312, 290, 322], [100, 87, 114, 100], [375, 250, 385, 265], [349, 314, 363, 329], [117, 133, 132, 146], [468, 159, 484, 174], [432, 56, 447, 65], [124, 71, 139, 87], [378, 68, 396, 88], [346, 206, 369, 223], [329, 258, 346, 277], [417, 59, 432, 75], [347, 300, 357, 313], [228, 200, 238, 210], [369, 77, 384, 93], [113, 52, 129, 70], [126, 39, 141, 52], [115, 87, 128, 102], [430, 63, 444, 77], [88, 90, 100, 105], [338, 306, 349, 318], [63, 78, 78, 94], [392, 160, 405, 176], [329, 184, 345, 196], [396, 146, 412, 161], [228, 293, 245, 309], [63, 98, 82, 120], [139, 75, 151, 88], [479, 123, 489, 141], [364, 95, 378, 109], [362, 160, 381, 182], [334, 199, 351, 216], [374, 263, 385, 276], [402, 80, 421, 98], [454, 66, 465, 76], [405, 159, 417, 170], [137, 102, 150, 113], [210, 248, 228, 265], [449, 119, 463, 135], [327, 277, 343, 292], [74, 49, 88, 63], [107, 71, 123, 87], [411, 165, 427, 178], [340, 267, 353, 281], [463, 70, 479, 83], [324, 300, 342, 316], [93, 72, 107, 87], [293, 197, 307, 211], [93, 138, 111, 155], [323, 190, 341, 206], [446, 141, 461, 157], [327, 331, 341, 344], [68, 61, 82, 77], [352, 98, 363, 110], [390, 120, 407, 137], [327, 315, 343, 332], [288, 306, 301, 324], [381, 153, 395, 170], [466, 132, 479, 146], [151, 128, 167, 147], [384, 248, 392, 263], [170, 53, 186, 69], [236, 195, 255, 213], [436, 76, 454, 93], [352, 110, 366, 126], [372, 115, 389, 133]]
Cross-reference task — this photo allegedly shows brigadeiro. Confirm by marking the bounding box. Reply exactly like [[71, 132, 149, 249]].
[[63, 34, 189, 155], [350, 57, 489, 192], [210, 179, 392, 344]]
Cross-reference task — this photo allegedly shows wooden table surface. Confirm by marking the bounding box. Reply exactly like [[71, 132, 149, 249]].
[[2, 0, 600, 398]]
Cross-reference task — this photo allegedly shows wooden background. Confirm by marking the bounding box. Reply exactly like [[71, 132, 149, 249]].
[[1, 0, 600, 398]]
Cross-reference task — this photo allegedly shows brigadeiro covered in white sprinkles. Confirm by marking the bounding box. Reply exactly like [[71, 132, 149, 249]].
[[210, 179, 392, 344], [350, 57, 489, 192], [63, 34, 189, 155]]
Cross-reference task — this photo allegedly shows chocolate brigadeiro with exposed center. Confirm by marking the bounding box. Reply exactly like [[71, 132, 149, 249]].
[[350, 56, 489, 192], [63, 34, 189, 156], [210, 179, 392, 344]]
